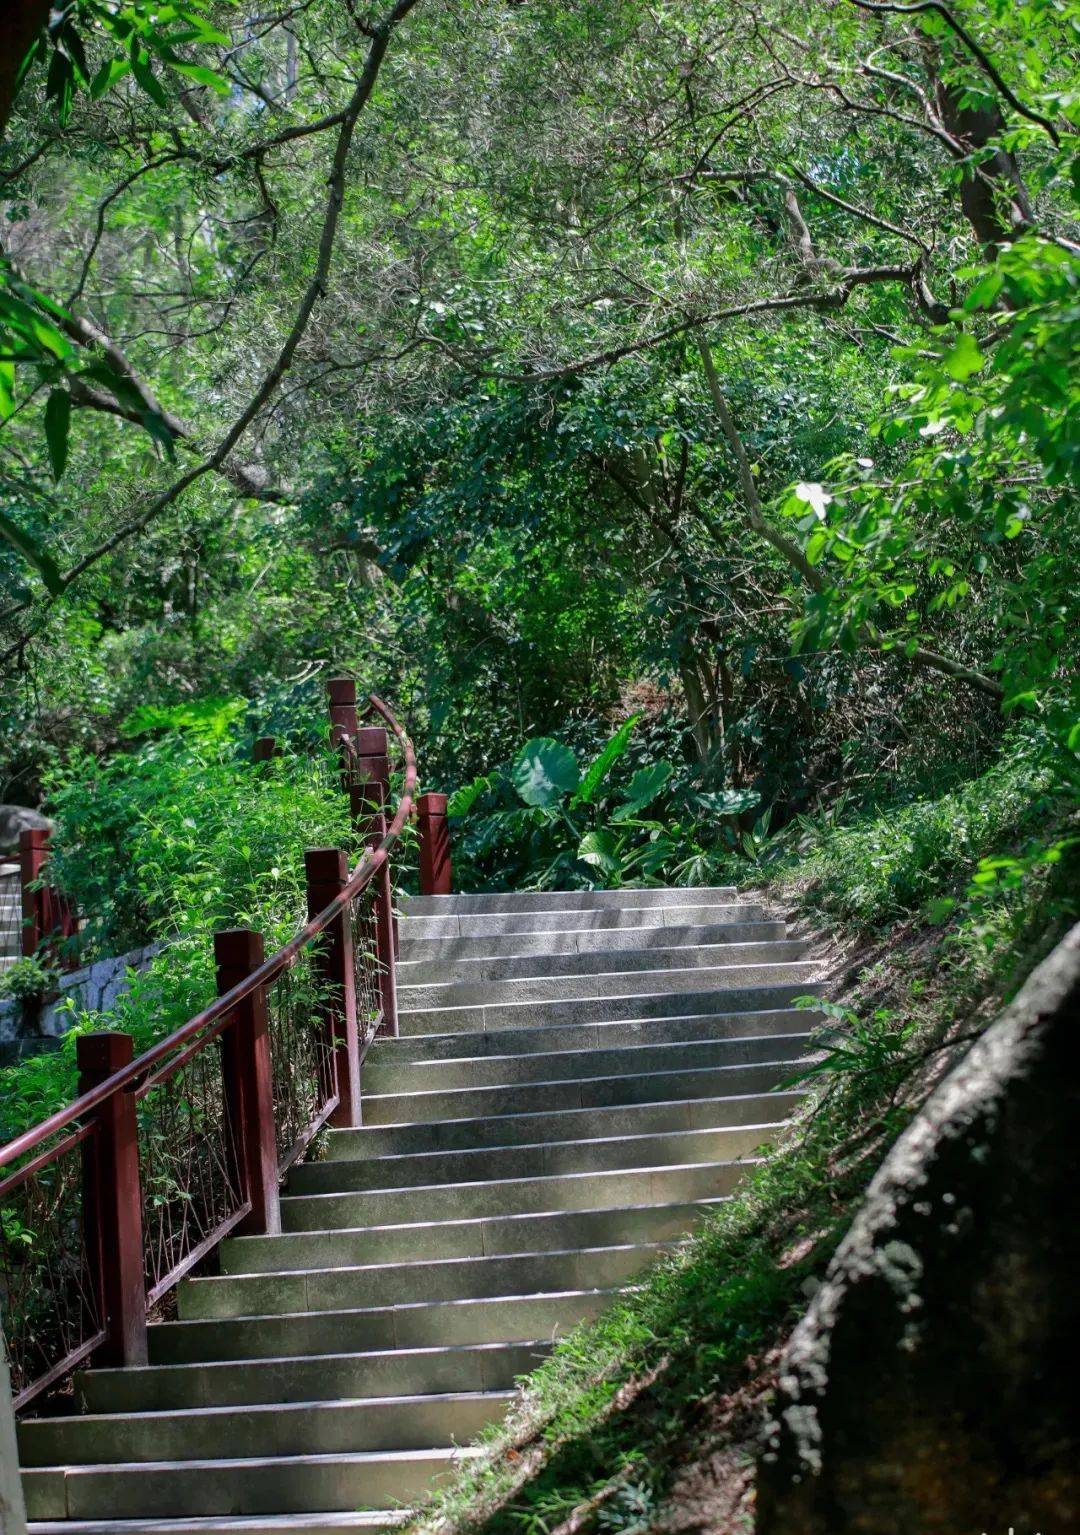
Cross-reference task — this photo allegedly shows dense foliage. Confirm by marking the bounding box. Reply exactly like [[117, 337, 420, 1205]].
[[0, 0, 1076, 1001], [0, 709, 355, 1138]]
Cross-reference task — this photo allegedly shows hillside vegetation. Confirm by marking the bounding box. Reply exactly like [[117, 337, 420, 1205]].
[[0, 0, 1077, 1525]]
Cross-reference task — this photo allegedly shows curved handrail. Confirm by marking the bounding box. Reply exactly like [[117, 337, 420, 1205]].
[[0, 692, 416, 1179]]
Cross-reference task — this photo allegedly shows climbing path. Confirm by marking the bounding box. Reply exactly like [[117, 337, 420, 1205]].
[[19, 885, 821, 1534]]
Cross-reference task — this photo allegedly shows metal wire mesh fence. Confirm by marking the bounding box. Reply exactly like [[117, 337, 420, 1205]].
[[0, 684, 419, 1410], [350, 881, 383, 1043], [135, 1026, 249, 1304], [267, 950, 336, 1172], [0, 1125, 106, 1406], [0, 862, 20, 974]]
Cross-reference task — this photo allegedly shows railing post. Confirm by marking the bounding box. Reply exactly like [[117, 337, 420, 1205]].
[[253, 735, 281, 764], [304, 849, 360, 1127], [214, 930, 281, 1237], [327, 676, 360, 754], [417, 793, 452, 896], [19, 828, 76, 967], [19, 828, 50, 960], [76, 1032, 148, 1368]]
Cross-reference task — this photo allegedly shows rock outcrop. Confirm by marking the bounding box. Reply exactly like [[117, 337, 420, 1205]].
[[0, 806, 52, 858], [757, 922, 1080, 1534]]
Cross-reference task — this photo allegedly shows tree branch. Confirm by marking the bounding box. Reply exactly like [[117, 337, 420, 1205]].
[[695, 334, 1004, 701], [0, 0, 422, 650], [848, 0, 1061, 144]]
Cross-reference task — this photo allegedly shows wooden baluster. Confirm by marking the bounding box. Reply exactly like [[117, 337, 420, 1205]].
[[215, 930, 281, 1236], [77, 1032, 148, 1368], [305, 849, 361, 1127], [417, 793, 452, 896]]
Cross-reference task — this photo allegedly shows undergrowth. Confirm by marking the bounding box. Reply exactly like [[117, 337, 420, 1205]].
[[0, 722, 357, 1142], [410, 766, 1078, 1535]]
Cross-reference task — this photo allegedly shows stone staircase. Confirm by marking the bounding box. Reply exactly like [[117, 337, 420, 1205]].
[[19, 886, 821, 1535]]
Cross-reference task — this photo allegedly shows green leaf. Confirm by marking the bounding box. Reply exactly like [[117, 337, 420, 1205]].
[[694, 787, 761, 816], [576, 829, 620, 876], [572, 713, 639, 805], [611, 761, 673, 822], [511, 738, 580, 807], [0, 362, 14, 421], [0, 509, 63, 595], [44, 388, 71, 480], [131, 51, 169, 107], [167, 61, 230, 94], [943, 333, 984, 382], [90, 57, 131, 99], [446, 774, 495, 818]]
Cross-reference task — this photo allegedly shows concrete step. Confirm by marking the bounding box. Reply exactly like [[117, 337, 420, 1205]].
[[398, 918, 781, 964], [398, 979, 818, 1034], [397, 954, 814, 1012], [358, 1052, 807, 1126], [222, 1197, 726, 1276], [149, 1288, 622, 1364], [361, 1031, 809, 1096], [368, 1008, 816, 1063], [397, 935, 800, 985], [280, 1157, 760, 1231], [23, 1446, 482, 1520], [403, 887, 737, 917], [19, 1390, 511, 1467], [27, 1517, 407, 1535], [400, 903, 764, 941], [290, 1122, 780, 1194], [180, 1242, 670, 1320], [323, 1087, 803, 1161], [78, 1341, 550, 1413]]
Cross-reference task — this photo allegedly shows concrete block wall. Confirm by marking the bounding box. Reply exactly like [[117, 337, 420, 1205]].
[[0, 942, 159, 1067]]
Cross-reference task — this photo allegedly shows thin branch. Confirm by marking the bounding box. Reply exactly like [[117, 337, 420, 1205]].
[[695, 334, 1004, 701], [0, 0, 422, 650], [848, 0, 1061, 145]]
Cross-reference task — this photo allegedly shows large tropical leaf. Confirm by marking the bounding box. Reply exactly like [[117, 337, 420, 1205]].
[[447, 773, 497, 818], [573, 713, 640, 806], [511, 738, 580, 807], [577, 828, 620, 878], [612, 761, 674, 822]]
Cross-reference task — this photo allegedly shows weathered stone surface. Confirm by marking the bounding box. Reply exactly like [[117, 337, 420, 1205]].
[[0, 806, 51, 857], [757, 922, 1080, 1534]]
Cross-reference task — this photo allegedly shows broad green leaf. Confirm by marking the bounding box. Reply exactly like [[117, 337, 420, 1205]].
[[612, 761, 673, 821], [943, 333, 984, 381], [694, 788, 761, 816], [573, 713, 639, 805], [131, 51, 169, 107], [168, 61, 230, 94], [45, 388, 71, 480], [577, 829, 620, 876], [0, 362, 14, 421], [511, 738, 579, 806], [446, 774, 495, 818], [90, 57, 132, 98]]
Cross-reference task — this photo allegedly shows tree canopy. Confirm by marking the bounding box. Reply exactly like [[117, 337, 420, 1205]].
[[0, 0, 1076, 820]]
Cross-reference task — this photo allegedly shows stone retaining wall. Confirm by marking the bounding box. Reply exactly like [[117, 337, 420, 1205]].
[[0, 943, 160, 1064]]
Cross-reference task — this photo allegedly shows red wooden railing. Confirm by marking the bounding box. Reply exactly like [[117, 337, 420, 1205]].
[[19, 828, 78, 968], [0, 680, 451, 1410]]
